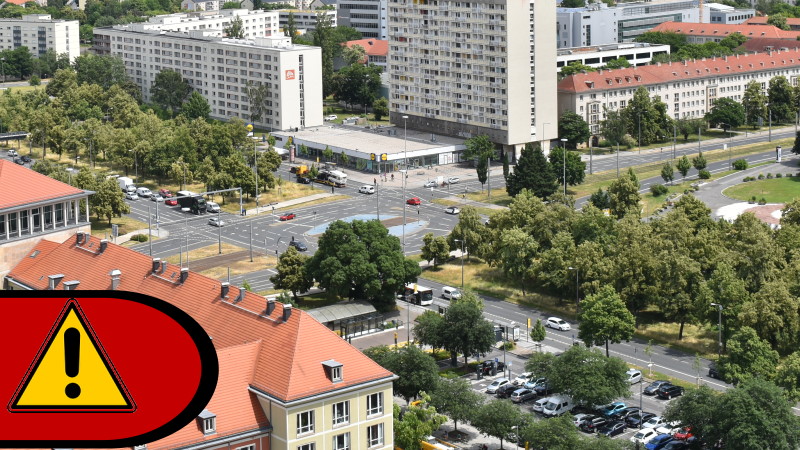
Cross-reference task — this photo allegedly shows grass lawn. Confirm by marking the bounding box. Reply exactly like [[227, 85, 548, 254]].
[[2, 85, 44, 94], [215, 182, 334, 214], [197, 254, 278, 279], [322, 99, 391, 127], [90, 216, 149, 239], [722, 176, 800, 203], [164, 243, 244, 264]]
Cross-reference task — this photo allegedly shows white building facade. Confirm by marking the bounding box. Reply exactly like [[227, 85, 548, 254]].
[[338, 0, 387, 40], [558, 43, 671, 70], [557, 50, 800, 137], [279, 9, 337, 34], [127, 10, 280, 39], [93, 28, 323, 132], [388, 0, 557, 157], [0, 15, 79, 61]]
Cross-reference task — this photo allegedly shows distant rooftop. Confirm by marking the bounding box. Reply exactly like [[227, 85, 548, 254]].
[[557, 42, 668, 56]]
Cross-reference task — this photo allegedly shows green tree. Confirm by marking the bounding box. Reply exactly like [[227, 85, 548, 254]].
[[661, 161, 675, 185], [45, 67, 77, 97], [635, 31, 688, 52], [384, 345, 439, 401], [705, 97, 745, 129], [589, 188, 611, 210], [560, 0, 584, 7], [529, 318, 546, 349], [372, 97, 388, 121], [245, 81, 271, 125], [603, 57, 630, 70], [663, 385, 718, 441], [305, 220, 420, 311], [440, 292, 495, 366], [675, 117, 706, 141], [719, 326, 779, 383], [692, 151, 707, 172], [180, 91, 210, 120], [548, 146, 586, 188], [775, 351, 800, 402], [471, 400, 523, 450], [412, 310, 445, 351], [312, 12, 337, 97], [517, 415, 584, 450], [578, 285, 636, 357], [558, 111, 591, 150], [769, 75, 795, 123], [781, 198, 800, 225], [420, 232, 450, 267], [429, 378, 482, 432], [223, 15, 245, 39], [498, 227, 539, 295], [463, 134, 496, 190], [547, 344, 631, 407], [676, 155, 692, 180], [393, 397, 447, 450], [342, 44, 366, 65], [447, 206, 483, 260], [607, 168, 641, 219], [284, 12, 297, 40], [719, 32, 747, 50], [150, 69, 191, 117], [73, 54, 128, 90], [333, 63, 382, 109], [270, 246, 313, 300], [600, 107, 627, 148], [559, 61, 596, 77], [742, 80, 767, 128], [506, 143, 557, 198], [91, 177, 131, 224], [768, 13, 790, 30], [739, 280, 800, 356]]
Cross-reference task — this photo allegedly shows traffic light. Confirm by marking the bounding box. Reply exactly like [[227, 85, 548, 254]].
[[381, 153, 387, 161], [370, 153, 376, 161]]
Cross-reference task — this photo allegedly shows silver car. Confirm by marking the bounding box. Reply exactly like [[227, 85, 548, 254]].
[[510, 388, 537, 403], [125, 192, 139, 200], [208, 217, 226, 227]]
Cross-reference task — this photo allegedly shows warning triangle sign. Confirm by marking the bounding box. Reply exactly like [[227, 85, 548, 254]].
[[9, 299, 135, 412]]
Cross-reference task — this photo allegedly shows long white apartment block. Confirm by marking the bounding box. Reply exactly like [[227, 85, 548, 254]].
[[388, 0, 557, 157], [0, 15, 79, 61], [127, 9, 280, 39], [278, 9, 338, 34], [338, 0, 387, 40], [93, 27, 322, 132], [558, 43, 671, 70]]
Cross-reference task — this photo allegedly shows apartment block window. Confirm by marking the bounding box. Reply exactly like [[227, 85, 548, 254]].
[[332, 401, 349, 425], [297, 410, 314, 435], [367, 424, 384, 448], [236, 446, 255, 450], [198, 410, 216, 435], [333, 433, 350, 450], [367, 393, 383, 416], [298, 444, 315, 450]]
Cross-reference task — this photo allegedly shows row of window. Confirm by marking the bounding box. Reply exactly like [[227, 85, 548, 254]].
[[0, 201, 80, 240], [297, 393, 383, 436]]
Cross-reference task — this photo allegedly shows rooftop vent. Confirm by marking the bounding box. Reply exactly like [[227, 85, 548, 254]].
[[48, 274, 64, 290], [221, 282, 230, 298], [266, 298, 276, 316], [233, 288, 244, 304], [179, 267, 189, 284], [109, 269, 122, 290], [283, 303, 293, 322], [63, 280, 80, 290], [76, 231, 85, 245], [152, 258, 161, 273], [160, 260, 167, 274], [99, 239, 108, 253]]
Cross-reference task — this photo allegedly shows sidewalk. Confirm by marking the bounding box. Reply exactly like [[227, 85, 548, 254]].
[[244, 192, 337, 216]]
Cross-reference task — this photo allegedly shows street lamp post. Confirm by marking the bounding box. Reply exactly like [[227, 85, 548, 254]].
[[455, 239, 465, 290], [638, 113, 641, 154], [710, 303, 724, 360], [402, 115, 408, 254], [560, 138, 568, 195], [254, 143, 259, 212]]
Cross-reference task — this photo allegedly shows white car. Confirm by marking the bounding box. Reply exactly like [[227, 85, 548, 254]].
[[208, 217, 226, 227], [125, 192, 139, 200], [8, 149, 18, 157], [545, 317, 571, 331], [206, 201, 221, 213], [532, 396, 552, 413], [572, 413, 592, 427], [513, 372, 533, 386], [485, 378, 509, 394], [325, 114, 338, 121], [424, 180, 438, 188], [642, 416, 667, 429], [359, 185, 375, 194], [441, 286, 461, 300], [626, 369, 643, 384], [150, 194, 164, 202], [655, 421, 681, 436], [135, 187, 152, 198], [446, 176, 460, 184], [629, 428, 660, 445], [445, 206, 460, 215]]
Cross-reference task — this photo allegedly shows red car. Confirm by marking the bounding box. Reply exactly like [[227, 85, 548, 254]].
[[406, 197, 421, 206], [280, 212, 296, 221], [159, 189, 172, 197], [165, 198, 178, 206], [674, 427, 694, 440]]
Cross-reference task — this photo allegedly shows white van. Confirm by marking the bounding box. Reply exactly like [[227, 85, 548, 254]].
[[441, 286, 461, 300], [136, 187, 152, 198], [541, 395, 574, 417]]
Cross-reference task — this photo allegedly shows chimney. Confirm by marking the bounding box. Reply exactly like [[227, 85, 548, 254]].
[[109, 269, 122, 290], [99, 239, 108, 253], [179, 267, 189, 284], [233, 288, 244, 304], [160, 260, 167, 273], [76, 231, 85, 245], [47, 274, 64, 290], [221, 282, 230, 298], [152, 258, 161, 273], [282, 304, 293, 322], [266, 298, 276, 316], [63, 280, 80, 290]]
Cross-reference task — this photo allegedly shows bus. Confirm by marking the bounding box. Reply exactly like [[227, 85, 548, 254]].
[[401, 283, 434, 306]]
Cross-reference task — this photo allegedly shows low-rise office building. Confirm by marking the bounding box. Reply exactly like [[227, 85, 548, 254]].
[[558, 43, 671, 70], [337, 0, 387, 40], [707, 3, 755, 24], [0, 14, 79, 61], [558, 49, 800, 138]]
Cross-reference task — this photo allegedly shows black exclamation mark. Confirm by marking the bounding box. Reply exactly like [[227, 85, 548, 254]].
[[64, 327, 81, 399]]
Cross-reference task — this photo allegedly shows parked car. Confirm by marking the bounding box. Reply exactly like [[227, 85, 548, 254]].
[[297, 176, 311, 184], [626, 368, 643, 384], [150, 194, 164, 202], [513, 372, 533, 386], [673, 427, 694, 441], [406, 197, 421, 206], [644, 380, 672, 395], [532, 396, 552, 413], [135, 187, 152, 198], [524, 377, 547, 390], [125, 191, 139, 200], [208, 217, 225, 227], [655, 422, 682, 436], [661, 441, 691, 450], [656, 385, 685, 400], [545, 317, 571, 331], [325, 114, 338, 121], [13, 157, 24, 165], [423, 180, 438, 188], [289, 240, 308, 252], [597, 421, 627, 437], [446, 176, 460, 184], [511, 388, 537, 403], [542, 395, 574, 417], [579, 416, 609, 433], [445, 206, 460, 215], [20, 155, 32, 163], [159, 188, 172, 197], [485, 378, 509, 394], [206, 201, 221, 213], [7, 149, 18, 157], [608, 406, 641, 421], [165, 197, 178, 206], [599, 402, 627, 417], [359, 185, 375, 194], [708, 362, 720, 379], [572, 413, 593, 427], [279, 212, 296, 221], [531, 380, 551, 396], [643, 416, 668, 429], [495, 382, 519, 399], [441, 286, 462, 300], [645, 434, 675, 450], [630, 428, 660, 445], [626, 412, 657, 429]]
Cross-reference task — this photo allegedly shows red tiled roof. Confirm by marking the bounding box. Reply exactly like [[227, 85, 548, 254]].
[[3, 0, 31, 5], [343, 39, 388, 58], [0, 160, 86, 210], [740, 38, 800, 53], [558, 48, 800, 94], [744, 16, 800, 26], [652, 21, 800, 40], [6, 236, 395, 405]]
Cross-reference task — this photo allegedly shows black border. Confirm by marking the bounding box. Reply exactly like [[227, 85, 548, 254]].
[[8, 299, 136, 411], [0, 291, 219, 448]]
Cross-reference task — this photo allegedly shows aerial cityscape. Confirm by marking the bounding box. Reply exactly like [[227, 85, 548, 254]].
[[0, 0, 799, 447]]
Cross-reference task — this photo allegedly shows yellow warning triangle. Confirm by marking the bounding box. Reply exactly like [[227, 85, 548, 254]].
[[10, 300, 135, 412]]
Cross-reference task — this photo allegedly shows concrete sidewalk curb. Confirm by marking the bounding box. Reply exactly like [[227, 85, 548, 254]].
[[244, 192, 339, 216]]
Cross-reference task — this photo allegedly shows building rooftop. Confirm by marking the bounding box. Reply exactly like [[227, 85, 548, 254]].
[[740, 37, 800, 52], [744, 15, 800, 26], [652, 21, 800, 40], [558, 48, 800, 93], [557, 42, 669, 56], [99, 25, 316, 52], [0, 160, 87, 211], [344, 39, 388, 57]]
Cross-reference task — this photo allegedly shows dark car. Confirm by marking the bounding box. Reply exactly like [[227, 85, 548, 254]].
[[579, 416, 609, 433], [644, 380, 672, 396], [708, 362, 720, 379], [289, 240, 308, 251], [661, 441, 690, 450], [657, 385, 685, 400], [13, 157, 24, 165], [626, 412, 656, 429], [646, 434, 675, 450], [495, 382, 519, 399], [296, 176, 311, 184], [532, 381, 551, 396], [597, 421, 627, 437], [478, 360, 506, 375], [20, 155, 32, 163], [608, 406, 641, 421]]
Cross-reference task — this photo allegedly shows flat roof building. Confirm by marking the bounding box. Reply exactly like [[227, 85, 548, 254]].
[[558, 43, 671, 70], [338, 0, 387, 40], [118, 9, 281, 39], [0, 14, 79, 61], [279, 9, 337, 34]]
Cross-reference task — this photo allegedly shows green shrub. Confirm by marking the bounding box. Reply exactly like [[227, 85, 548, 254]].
[[502, 341, 516, 351], [759, 197, 767, 205], [650, 184, 669, 196], [733, 159, 749, 170], [29, 75, 40, 86], [598, 140, 612, 148], [776, 173, 783, 178], [129, 234, 148, 242], [622, 135, 636, 149], [750, 196, 757, 204], [766, 173, 773, 179], [758, 173, 765, 180], [684, 189, 690, 194], [243, 280, 252, 291], [698, 169, 711, 179]]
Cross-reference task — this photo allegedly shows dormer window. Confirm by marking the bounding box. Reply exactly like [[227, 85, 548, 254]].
[[322, 360, 343, 382], [198, 409, 216, 435], [133, 446, 147, 450]]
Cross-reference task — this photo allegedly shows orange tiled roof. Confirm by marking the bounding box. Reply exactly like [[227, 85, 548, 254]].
[[652, 21, 800, 40], [0, 160, 86, 210], [740, 37, 800, 53], [343, 39, 388, 58], [744, 16, 800, 27], [3, 0, 31, 5], [6, 236, 395, 405], [558, 48, 800, 94]]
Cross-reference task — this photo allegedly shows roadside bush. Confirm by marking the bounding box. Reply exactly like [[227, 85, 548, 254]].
[[758, 173, 765, 180], [776, 173, 783, 178], [766, 173, 773, 179], [622, 135, 636, 149], [650, 184, 669, 196], [750, 196, 757, 204], [598, 139, 612, 148], [698, 169, 711, 179], [29, 75, 40, 86], [759, 197, 767, 205], [743, 176, 754, 182], [129, 234, 148, 242], [733, 159, 749, 170]]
